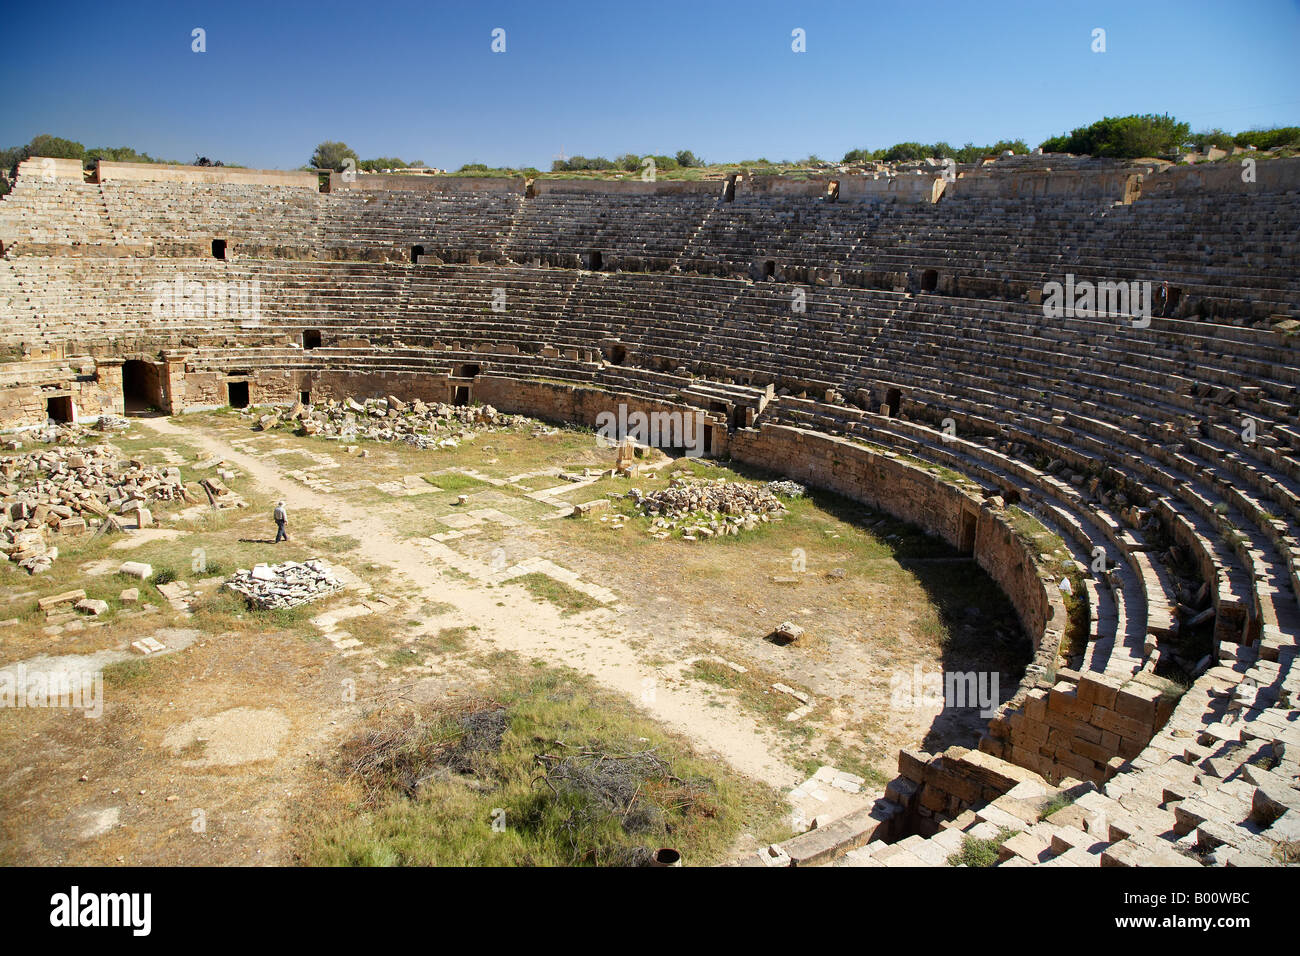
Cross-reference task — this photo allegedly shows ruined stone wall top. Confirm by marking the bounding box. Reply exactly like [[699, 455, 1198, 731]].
[[328, 173, 526, 193], [94, 160, 320, 189], [945, 166, 1142, 202], [1141, 154, 1300, 194], [530, 178, 724, 198], [17, 157, 86, 181]]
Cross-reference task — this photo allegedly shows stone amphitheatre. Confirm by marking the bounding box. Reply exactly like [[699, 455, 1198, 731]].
[[0, 150, 1298, 869]]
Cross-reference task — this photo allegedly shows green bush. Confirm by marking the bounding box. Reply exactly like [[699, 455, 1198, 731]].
[[1233, 126, 1300, 150], [1039, 113, 1190, 158]]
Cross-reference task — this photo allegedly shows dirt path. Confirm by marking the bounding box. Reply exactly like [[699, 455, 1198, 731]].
[[142, 416, 805, 789]]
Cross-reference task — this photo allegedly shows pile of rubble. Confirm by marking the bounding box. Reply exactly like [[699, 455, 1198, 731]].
[[253, 396, 533, 450], [1, 445, 190, 573], [2, 416, 130, 451], [627, 477, 793, 540], [225, 559, 344, 610], [765, 480, 806, 499]]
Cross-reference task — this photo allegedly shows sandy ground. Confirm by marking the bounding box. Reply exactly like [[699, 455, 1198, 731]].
[[142, 415, 806, 788], [0, 413, 1021, 864]]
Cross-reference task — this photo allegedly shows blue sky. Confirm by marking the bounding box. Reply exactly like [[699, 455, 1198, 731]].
[[2, 0, 1297, 170]]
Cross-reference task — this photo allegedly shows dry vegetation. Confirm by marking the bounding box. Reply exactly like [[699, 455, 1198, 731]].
[[0, 406, 1032, 865]]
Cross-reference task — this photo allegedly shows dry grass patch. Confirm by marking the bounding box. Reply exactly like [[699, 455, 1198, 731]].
[[300, 668, 787, 866]]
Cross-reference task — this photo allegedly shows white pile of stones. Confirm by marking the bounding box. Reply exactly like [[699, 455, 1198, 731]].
[[628, 477, 800, 540], [0, 445, 188, 573], [224, 559, 344, 610], [255, 396, 533, 450], [765, 480, 807, 498]]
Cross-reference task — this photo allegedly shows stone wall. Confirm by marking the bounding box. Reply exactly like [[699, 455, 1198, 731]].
[[1141, 156, 1300, 195], [947, 167, 1141, 202], [531, 178, 722, 198], [18, 157, 85, 181], [838, 175, 945, 203], [175, 365, 306, 412], [328, 174, 525, 193], [0, 359, 123, 429], [94, 161, 319, 189], [743, 174, 942, 204], [982, 668, 1175, 785], [472, 375, 722, 441], [890, 745, 1051, 833]]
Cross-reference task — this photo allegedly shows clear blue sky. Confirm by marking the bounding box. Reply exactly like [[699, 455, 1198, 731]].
[[2, 0, 1297, 170]]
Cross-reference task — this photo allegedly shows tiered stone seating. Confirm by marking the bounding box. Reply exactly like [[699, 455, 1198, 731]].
[[100, 180, 327, 245], [505, 192, 716, 266], [323, 189, 523, 258], [2, 155, 1297, 866], [0, 173, 114, 246]]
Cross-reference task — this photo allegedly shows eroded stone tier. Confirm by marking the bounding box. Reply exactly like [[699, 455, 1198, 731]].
[[2, 154, 1297, 866]]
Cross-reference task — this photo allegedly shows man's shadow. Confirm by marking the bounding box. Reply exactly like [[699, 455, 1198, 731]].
[[238, 537, 277, 544]]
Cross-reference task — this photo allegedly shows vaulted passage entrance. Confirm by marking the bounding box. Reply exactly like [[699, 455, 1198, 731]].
[[46, 395, 73, 422], [122, 359, 165, 414]]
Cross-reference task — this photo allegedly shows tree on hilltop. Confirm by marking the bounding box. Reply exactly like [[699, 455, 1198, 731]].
[[310, 141, 360, 172]]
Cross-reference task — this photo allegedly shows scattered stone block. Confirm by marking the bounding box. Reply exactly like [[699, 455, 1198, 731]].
[[39, 589, 86, 612], [119, 561, 152, 580]]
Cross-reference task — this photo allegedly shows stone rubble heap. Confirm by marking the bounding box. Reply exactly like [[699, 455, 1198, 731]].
[[765, 480, 807, 499], [2, 416, 131, 451], [225, 559, 344, 610], [627, 477, 791, 539], [252, 396, 533, 450], [0, 445, 188, 573]]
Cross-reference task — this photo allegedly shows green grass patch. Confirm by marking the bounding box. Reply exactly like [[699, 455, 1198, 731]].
[[947, 826, 1018, 867], [1039, 792, 1075, 821], [513, 572, 606, 615], [424, 472, 488, 493]]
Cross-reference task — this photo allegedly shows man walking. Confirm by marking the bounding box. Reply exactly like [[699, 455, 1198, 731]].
[[273, 501, 288, 543]]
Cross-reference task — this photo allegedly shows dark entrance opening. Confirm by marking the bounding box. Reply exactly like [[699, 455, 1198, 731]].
[[885, 387, 902, 418], [1161, 285, 1182, 317], [762, 260, 776, 280], [585, 250, 603, 271], [211, 238, 227, 260], [411, 245, 424, 264], [227, 381, 249, 409], [303, 329, 322, 350], [920, 269, 938, 292], [722, 174, 738, 203], [455, 363, 482, 378], [826, 180, 840, 202], [453, 386, 471, 407], [46, 395, 73, 422], [959, 509, 978, 556], [121, 359, 162, 414], [299, 390, 311, 405], [608, 344, 627, 366]]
